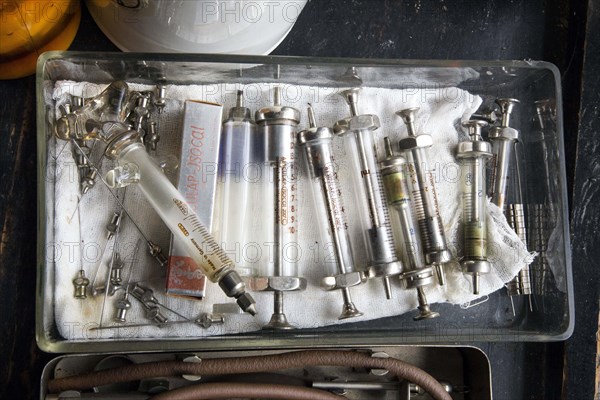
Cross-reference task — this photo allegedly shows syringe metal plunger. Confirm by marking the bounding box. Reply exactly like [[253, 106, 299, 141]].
[[299, 106, 364, 320], [457, 120, 493, 295], [253, 87, 306, 330], [334, 88, 403, 299], [489, 99, 520, 211], [397, 108, 453, 286], [100, 128, 256, 316], [379, 138, 439, 321]]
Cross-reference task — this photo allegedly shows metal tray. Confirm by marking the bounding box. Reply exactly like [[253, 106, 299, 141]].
[[36, 52, 573, 353]]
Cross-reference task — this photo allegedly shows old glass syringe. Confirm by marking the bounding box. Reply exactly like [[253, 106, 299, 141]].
[[397, 108, 453, 285], [252, 87, 306, 329], [485, 99, 532, 307], [379, 138, 439, 320], [488, 98, 520, 211], [56, 122, 257, 315], [299, 105, 364, 320], [215, 90, 258, 277], [457, 120, 493, 295], [334, 88, 403, 299]]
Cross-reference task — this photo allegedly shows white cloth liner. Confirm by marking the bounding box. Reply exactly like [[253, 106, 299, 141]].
[[47, 81, 534, 340]]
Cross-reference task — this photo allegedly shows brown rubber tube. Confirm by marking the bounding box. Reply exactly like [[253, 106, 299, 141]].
[[48, 350, 452, 400], [151, 382, 345, 400]]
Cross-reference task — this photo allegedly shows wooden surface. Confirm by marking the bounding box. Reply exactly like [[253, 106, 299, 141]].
[[0, 1, 596, 398], [565, 1, 600, 398]]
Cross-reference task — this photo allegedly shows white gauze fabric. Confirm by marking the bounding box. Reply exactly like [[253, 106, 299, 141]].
[[48, 81, 534, 340]]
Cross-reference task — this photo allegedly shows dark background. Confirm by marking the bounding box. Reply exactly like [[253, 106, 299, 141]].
[[1, 1, 598, 398]]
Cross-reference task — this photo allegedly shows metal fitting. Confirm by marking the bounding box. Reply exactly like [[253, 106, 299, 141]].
[[398, 134, 434, 151], [321, 271, 365, 291], [401, 267, 436, 289], [248, 276, 307, 292], [349, 114, 380, 131]]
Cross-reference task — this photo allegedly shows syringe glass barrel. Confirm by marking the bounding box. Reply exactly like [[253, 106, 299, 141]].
[[351, 129, 399, 267], [300, 126, 356, 278], [406, 146, 446, 237], [488, 98, 520, 211], [489, 138, 514, 211], [216, 91, 257, 277], [255, 90, 300, 279], [457, 120, 493, 295], [461, 158, 488, 260], [380, 149, 425, 271], [105, 130, 256, 315]]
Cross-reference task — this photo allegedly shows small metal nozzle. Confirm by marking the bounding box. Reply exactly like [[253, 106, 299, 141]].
[[81, 169, 97, 194], [472, 272, 480, 295], [383, 276, 393, 300], [307, 104, 317, 128], [106, 211, 122, 240], [61, 103, 72, 115], [72, 95, 84, 109], [114, 294, 131, 323], [236, 90, 244, 108], [73, 270, 90, 299], [218, 271, 257, 315], [154, 84, 167, 113], [383, 137, 394, 158], [396, 108, 420, 137], [435, 263, 446, 286], [273, 86, 281, 106], [244, 303, 257, 316], [147, 240, 167, 267]]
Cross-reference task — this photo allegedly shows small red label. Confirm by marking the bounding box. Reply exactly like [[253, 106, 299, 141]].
[[166, 256, 207, 299]]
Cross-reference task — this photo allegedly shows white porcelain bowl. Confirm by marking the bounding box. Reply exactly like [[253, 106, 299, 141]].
[[86, 0, 307, 54]]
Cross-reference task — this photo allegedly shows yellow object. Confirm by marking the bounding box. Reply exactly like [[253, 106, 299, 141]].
[[0, 1, 81, 79]]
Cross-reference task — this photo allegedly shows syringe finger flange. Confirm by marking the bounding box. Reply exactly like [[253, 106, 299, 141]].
[[349, 114, 381, 132], [424, 247, 453, 265], [333, 116, 352, 135], [364, 261, 403, 280], [398, 134, 434, 151], [321, 271, 366, 291], [247, 276, 307, 292], [488, 126, 518, 141], [401, 267, 436, 289]]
